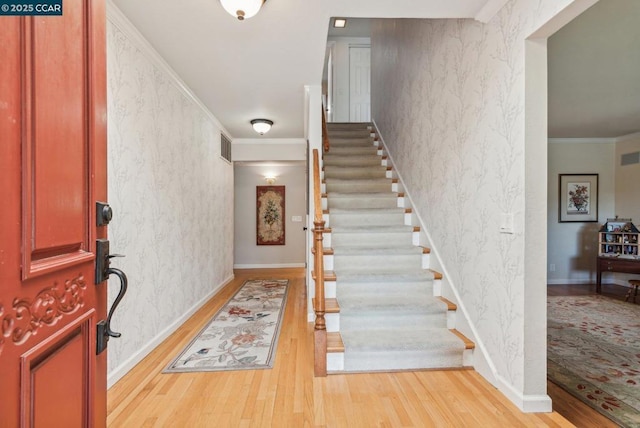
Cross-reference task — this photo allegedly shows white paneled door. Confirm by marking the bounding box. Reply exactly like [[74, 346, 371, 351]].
[[349, 46, 371, 122]]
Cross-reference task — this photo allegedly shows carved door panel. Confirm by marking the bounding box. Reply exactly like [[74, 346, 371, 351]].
[[0, 0, 108, 426]]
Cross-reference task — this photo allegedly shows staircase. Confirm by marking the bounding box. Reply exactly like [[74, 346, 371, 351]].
[[320, 122, 473, 372]]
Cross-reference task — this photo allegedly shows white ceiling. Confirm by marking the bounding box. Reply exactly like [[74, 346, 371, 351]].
[[110, 0, 503, 139], [111, 0, 638, 140], [548, 0, 640, 139]]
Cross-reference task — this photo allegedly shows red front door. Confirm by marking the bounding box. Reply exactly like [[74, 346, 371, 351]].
[[0, 0, 108, 426]]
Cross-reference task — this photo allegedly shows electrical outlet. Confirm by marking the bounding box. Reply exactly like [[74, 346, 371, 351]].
[[549, 264, 556, 272]]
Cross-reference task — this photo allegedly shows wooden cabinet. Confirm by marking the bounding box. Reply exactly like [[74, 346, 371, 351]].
[[597, 256, 640, 293]]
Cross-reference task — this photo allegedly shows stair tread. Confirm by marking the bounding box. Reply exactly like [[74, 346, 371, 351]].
[[331, 225, 415, 233], [341, 328, 465, 351], [438, 296, 457, 311], [338, 296, 446, 313], [334, 269, 434, 282], [327, 332, 345, 352], [312, 298, 340, 313], [327, 192, 398, 199], [332, 246, 424, 255], [325, 178, 392, 184], [329, 207, 405, 214], [312, 270, 337, 281], [450, 329, 475, 350], [329, 147, 378, 152], [325, 165, 384, 170]]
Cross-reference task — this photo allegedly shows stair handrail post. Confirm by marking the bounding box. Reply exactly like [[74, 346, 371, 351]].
[[312, 149, 327, 376]]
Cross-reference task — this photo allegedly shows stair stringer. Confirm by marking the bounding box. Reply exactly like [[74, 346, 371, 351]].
[[370, 120, 497, 385]]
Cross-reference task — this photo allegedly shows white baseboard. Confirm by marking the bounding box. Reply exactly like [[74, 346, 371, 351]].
[[495, 375, 553, 413], [106, 274, 234, 388], [233, 263, 305, 269]]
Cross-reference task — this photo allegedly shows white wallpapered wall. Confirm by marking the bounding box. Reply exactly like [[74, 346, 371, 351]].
[[371, 0, 576, 400], [105, 18, 234, 380]]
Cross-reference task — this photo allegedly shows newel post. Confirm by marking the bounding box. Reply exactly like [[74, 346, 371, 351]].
[[313, 218, 327, 377]]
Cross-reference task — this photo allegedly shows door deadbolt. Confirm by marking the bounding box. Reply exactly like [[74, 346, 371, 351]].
[[96, 201, 113, 226]]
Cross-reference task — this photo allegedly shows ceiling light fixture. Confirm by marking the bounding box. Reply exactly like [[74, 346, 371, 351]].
[[220, 0, 266, 21], [334, 18, 347, 28], [251, 119, 273, 135]]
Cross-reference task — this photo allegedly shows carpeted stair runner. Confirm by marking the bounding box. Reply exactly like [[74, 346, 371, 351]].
[[324, 122, 465, 371]]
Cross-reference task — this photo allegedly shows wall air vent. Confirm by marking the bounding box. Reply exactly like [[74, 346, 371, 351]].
[[221, 133, 232, 162], [621, 151, 640, 166]]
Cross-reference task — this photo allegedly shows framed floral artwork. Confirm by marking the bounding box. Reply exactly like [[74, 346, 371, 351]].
[[558, 174, 598, 222], [257, 185, 285, 245]]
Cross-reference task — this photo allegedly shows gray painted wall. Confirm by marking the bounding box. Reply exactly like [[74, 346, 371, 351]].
[[234, 164, 307, 267]]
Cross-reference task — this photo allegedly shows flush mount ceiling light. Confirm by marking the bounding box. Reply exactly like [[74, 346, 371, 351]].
[[220, 0, 266, 21], [251, 119, 273, 135], [333, 18, 347, 28]]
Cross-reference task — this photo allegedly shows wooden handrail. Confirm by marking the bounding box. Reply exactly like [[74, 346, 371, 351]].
[[313, 149, 322, 222], [312, 149, 327, 376], [321, 105, 330, 152]]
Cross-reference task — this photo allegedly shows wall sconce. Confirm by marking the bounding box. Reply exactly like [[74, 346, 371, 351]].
[[264, 176, 277, 185], [220, 0, 266, 21], [251, 119, 273, 135]]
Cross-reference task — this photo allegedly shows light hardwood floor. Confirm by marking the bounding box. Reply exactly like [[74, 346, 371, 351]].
[[107, 268, 602, 427]]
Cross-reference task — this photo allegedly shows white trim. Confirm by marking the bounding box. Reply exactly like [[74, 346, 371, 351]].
[[233, 263, 306, 269], [106, 274, 234, 388], [474, 0, 509, 23], [495, 375, 552, 413], [548, 137, 617, 144], [106, 1, 231, 139]]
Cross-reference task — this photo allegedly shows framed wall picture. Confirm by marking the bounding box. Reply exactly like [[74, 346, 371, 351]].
[[558, 174, 598, 222], [257, 185, 285, 245]]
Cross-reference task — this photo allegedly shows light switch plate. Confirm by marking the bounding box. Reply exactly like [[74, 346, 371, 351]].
[[499, 213, 514, 234]]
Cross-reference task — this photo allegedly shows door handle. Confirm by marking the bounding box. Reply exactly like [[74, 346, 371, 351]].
[[103, 267, 128, 339], [95, 239, 129, 354]]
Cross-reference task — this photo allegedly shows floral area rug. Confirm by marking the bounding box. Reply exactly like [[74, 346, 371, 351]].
[[164, 279, 289, 373], [548, 295, 640, 427]]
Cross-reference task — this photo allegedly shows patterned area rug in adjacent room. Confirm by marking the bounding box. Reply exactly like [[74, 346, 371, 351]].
[[548, 295, 640, 427], [165, 279, 289, 373]]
